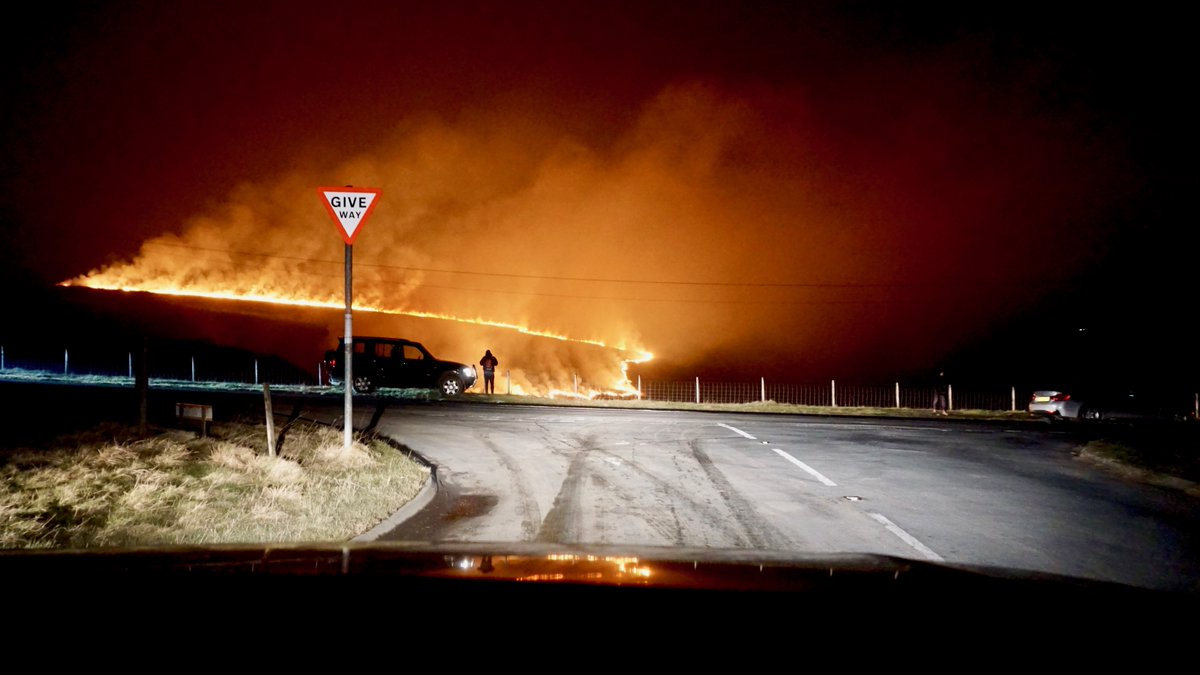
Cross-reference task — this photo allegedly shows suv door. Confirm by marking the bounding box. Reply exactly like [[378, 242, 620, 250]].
[[392, 342, 430, 388], [347, 340, 389, 393], [367, 341, 398, 388]]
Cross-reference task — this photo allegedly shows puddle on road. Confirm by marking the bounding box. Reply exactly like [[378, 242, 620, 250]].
[[444, 494, 498, 521]]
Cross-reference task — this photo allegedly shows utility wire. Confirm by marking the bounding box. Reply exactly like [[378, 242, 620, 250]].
[[140, 240, 1035, 289]]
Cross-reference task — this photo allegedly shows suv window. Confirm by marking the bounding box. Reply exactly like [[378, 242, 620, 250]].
[[401, 345, 424, 360]]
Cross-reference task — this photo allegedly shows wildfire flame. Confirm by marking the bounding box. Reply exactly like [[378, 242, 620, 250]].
[[52, 85, 781, 398], [60, 256, 654, 399]]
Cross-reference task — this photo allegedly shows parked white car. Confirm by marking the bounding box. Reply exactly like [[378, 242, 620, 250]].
[[1028, 390, 1083, 419], [1030, 387, 1195, 423]]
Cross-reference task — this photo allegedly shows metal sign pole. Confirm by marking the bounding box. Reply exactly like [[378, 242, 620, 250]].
[[319, 185, 379, 450], [344, 242, 353, 449]]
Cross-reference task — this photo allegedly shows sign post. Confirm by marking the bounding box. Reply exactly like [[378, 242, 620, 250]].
[[318, 186, 382, 449]]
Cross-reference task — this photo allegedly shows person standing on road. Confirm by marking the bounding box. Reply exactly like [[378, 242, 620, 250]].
[[932, 368, 949, 415], [479, 349, 499, 394]]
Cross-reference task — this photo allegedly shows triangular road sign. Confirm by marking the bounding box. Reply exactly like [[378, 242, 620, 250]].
[[318, 186, 382, 245]]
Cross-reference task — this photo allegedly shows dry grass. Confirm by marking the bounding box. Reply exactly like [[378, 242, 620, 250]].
[[0, 420, 429, 549]]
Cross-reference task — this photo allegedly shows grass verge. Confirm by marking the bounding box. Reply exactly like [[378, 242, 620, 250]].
[[0, 419, 429, 549]]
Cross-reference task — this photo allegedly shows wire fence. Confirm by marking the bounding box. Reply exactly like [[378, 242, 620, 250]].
[[0, 344, 315, 387], [9, 344, 1191, 415], [639, 377, 1023, 411]]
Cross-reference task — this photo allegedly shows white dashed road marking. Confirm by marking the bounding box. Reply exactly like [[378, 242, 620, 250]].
[[719, 423, 837, 485], [716, 421, 943, 562], [717, 423, 757, 440], [772, 448, 838, 486], [868, 513, 944, 561]]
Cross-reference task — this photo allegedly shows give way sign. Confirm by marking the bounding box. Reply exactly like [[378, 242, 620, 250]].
[[318, 186, 382, 245]]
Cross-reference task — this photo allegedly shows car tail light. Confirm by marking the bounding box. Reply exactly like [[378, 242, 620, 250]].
[[1051, 393, 1070, 401]]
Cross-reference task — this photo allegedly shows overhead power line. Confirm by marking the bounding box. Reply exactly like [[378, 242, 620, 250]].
[[140, 241, 1047, 289]]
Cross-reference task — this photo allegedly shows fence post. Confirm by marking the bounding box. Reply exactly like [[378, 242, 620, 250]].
[[574, 372, 578, 394], [895, 382, 900, 408], [263, 381, 276, 458], [695, 377, 700, 404], [64, 349, 69, 375], [506, 370, 511, 395], [1011, 386, 1016, 412], [1, 345, 4, 370], [254, 359, 259, 385], [948, 383, 954, 411], [761, 377, 766, 402], [128, 352, 133, 379], [637, 375, 642, 400], [191, 356, 196, 382], [831, 380, 836, 407], [137, 338, 148, 432]]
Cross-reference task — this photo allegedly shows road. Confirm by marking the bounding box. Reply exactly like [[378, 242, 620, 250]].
[[4, 380, 1195, 594], [299, 398, 1200, 594]]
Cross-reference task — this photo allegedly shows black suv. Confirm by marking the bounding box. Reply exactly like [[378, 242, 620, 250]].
[[323, 336, 477, 396]]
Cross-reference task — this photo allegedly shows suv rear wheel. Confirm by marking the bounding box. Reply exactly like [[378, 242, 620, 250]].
[[352, 375, 376, 394]]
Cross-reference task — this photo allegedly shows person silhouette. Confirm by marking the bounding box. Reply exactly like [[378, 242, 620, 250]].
[[479, 349, 499, 394], [932, 369, 949, 415]]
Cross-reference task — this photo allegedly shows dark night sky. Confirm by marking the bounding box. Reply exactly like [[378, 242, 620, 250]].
[[2, 1, 1196, 392]]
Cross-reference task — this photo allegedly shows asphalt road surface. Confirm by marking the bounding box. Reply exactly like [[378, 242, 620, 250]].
[[4, 381, 1195, 595], [303, 399, 1200, 594]]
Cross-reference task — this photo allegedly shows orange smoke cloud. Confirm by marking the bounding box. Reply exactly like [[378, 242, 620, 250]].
[[62, 77, 1120, 389]]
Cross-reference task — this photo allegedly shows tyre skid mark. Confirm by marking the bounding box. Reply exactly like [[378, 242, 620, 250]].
[[591, 429, 789, 548], [687, 438, 794, 551], [479, 434, 542, 541], [537, 432, 687, 545], [535, 438, 590, 543]]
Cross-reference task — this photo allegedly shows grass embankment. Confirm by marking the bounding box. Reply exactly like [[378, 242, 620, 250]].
[[1076, 435, 1200, 490], [0, 420, 429, 549]]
